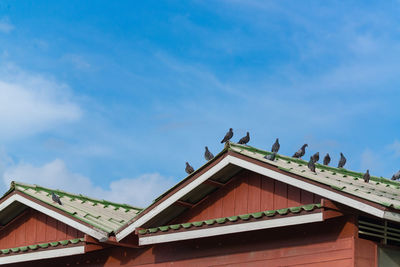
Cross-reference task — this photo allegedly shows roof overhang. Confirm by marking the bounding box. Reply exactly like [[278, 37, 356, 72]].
[[138, 211, 323, 245], [0, 245, 85, 265], [116, 152, 400, 241], [0, 192, 109, 241]]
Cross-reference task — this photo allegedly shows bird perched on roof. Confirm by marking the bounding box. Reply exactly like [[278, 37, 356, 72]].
[[220, 128, 233, 143], [392, 171, 400, 181], [204, 146, 214, 161], [238, 132, 250, 145], [323, 153, 331, 166], [363, 170, 370, 183], [308, 156, 316, 173], [264, 152, 276, 161], [338, 153, 346, 168], [185, 162, 194, 174], [51, 192, 62, 205], [271, 138, 280, 153], [312, 152, 319, 163], [292, 144, 308, 158]]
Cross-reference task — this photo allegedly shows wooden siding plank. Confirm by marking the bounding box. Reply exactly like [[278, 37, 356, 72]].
[[301, 190, 315, 204], [221, 179, 237, 217], [247, 173, 261, 213], [25, 210, 37, 245], [274, 180, 288, 209], [36, 212, 47, 243], [260, 176, 274, 211], [288, 185, 301, 207], [45, 216, 57, 242], [234, 175, 248, 215]]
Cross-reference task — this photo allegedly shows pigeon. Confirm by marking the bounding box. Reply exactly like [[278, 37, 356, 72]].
[[338, 153, 346, 168], [185, 162, 194, 174], [238, 132, 250, 145], [292, 144, 308, 158], [264, 152, 276, 161], [307, 156, 316, 173], [391, 170, 400, 180], [220, 128, 233, 143], [51, 192, 62, 205], [363, 169, 370, 183], [271, 138, 280, 153], [323, 153, 331, 166], [204, 146, 214, 161], [312, 152, 320, 163]]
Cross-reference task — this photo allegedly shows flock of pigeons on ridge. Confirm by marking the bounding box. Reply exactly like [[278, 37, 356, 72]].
[[184, 128, 400, 184]]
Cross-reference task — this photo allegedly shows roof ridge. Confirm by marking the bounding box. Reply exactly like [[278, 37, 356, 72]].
[[228, 142, 400, 187], [9, 181, 142, 211], [138, 203, 321, 235]]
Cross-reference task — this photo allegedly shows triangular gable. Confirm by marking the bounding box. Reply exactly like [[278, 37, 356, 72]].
[[171, 169, 322, 224], [0, 208, 83, 250], [0, 182, 142, 242], [116, 142, 400, 241]]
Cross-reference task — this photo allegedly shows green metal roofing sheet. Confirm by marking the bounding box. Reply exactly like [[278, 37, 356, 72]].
[[0, 238, 84, 255], [138, 204, 322, 235], [228, 142, 400, 210], [3, 182, 143, 234]]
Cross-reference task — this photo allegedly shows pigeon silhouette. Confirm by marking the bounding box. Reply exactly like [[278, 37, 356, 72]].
[[264, 152, 276, 161], [185, 162, 194, 174], [271, 138, 280, 153], [323, 153, 331, 166], [308, 156, 316, 173], [238, 132, 250, 145], [51, 192, 62, 205], [338, 153, 346, 168], [293, 144, 308, 158], [220, 128, 233, 143], [363, 169, 370, 183], [392, 170, 400, 180], [204, 146, 214, 161], [312, 152, 319, 163]]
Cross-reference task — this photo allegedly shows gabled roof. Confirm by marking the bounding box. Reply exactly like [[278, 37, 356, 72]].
[[0, 182, 142, 241], [229, 143, 400, 210], [116, 142, 400, 241]]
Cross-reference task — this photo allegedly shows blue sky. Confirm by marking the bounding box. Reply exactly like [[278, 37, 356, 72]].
[[1, 1, 400, 206]]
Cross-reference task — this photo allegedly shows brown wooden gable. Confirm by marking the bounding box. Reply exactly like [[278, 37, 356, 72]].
[[173, 169, 322, 224], [0, 207, 84, 249]]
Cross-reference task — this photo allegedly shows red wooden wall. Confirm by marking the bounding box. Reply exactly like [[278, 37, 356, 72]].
[[0, 208, 83, 249], [174, 170, 322, 223], [9, 215, 367, 267]]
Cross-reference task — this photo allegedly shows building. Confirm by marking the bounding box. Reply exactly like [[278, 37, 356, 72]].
[[0, 142, 398, 266]]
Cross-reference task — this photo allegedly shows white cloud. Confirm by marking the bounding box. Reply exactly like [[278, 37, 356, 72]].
[[387, 140, 400, 157], [2, 158, 175, 207], [0, 63, 81, 139], [0, 18, 14, 33]]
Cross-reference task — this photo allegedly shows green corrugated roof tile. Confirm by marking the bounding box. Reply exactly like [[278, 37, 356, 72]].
[[0, 238, 85, 255], [139, 204, 321, 235]]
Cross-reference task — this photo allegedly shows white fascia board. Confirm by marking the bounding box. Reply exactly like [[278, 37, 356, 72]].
[[0, 194, 108, 242], [0, 246, 85, 265], [116, 156, 233, 241], [139, 212, 323, 245], [117, 154, 391, 241]]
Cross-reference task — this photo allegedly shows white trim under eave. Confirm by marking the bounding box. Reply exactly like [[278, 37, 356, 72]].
[[0, 194, 108, 242], [0, 246, 85, 265], [139, 212, 323, 245], [117, 154, 393, 241]]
